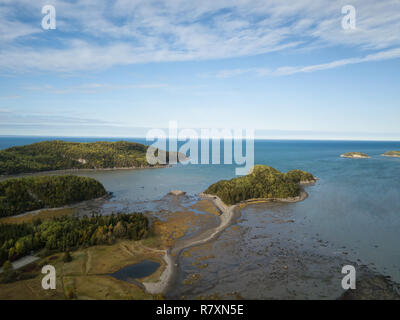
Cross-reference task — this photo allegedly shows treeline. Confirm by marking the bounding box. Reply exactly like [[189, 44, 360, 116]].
[[0, 175, 106, 218], [284, 169, 315, 184], [0, 140, 157, 175], [0, 213, 149, 266], [205, 165, 315, 205]]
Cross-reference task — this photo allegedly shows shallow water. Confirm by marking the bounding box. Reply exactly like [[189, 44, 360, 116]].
[[1, 137, 400, 288], [110, 260, 161, 282]]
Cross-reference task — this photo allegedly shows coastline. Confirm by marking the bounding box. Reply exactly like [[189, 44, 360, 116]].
[[142, 193, 239, 295], [237, 189, 309, 206], [0, 165, 170, 181], [142, 184, 313, 295], [0, 193, 112, 222]]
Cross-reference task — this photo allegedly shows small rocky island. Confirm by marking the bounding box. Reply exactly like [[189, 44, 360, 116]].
[[382, 151, 400, 158], [204, 165, 316, 205], [340, 152, 370, 159]]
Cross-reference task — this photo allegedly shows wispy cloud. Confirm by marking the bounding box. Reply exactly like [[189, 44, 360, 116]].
[[211, 47, 400, 78], [273, 47, 400, 75], [1, 0, 400, 72]]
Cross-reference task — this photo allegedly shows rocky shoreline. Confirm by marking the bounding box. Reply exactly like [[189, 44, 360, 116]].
[[142, 188, 313, 295]]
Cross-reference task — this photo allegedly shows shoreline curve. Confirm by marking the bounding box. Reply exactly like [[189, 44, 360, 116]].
[[142, 184, 313, 295]]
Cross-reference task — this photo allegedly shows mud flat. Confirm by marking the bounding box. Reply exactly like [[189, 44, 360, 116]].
[[174, 200, 400, 300], [142, 190, 311, 295], [143, 193, 240, 294], [339, 269, 400, 300]]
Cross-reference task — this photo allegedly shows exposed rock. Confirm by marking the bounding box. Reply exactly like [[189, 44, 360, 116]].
[[169, 190, 186, 196], [340, 152, 370, 159]]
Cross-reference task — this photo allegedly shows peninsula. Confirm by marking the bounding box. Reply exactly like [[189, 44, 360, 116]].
[[204, 165, 316, 205], [143, 166, 316, 295], [0, 140, 178, 175], [0, 175, 107, 218]]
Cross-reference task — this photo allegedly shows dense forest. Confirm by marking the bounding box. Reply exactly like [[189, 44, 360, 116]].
[[0, 175, 106, 218], [0, 212, 149, 267], [0, 140, 172, 175], [204, 165, 315, 205]]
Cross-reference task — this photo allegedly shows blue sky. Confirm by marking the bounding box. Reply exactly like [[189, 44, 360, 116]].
[[1, 0, 400, 139]]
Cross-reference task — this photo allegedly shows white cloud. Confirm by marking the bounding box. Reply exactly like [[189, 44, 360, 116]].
[[211, 47, 400, 77], [274, 48, 400, 75], [0, 0, 400, 72]]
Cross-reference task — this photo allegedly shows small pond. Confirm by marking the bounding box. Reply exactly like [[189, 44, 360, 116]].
[[110, 260, 161, 282]]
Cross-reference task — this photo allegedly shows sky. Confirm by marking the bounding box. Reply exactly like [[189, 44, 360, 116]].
[[0, 0, 400, 140]]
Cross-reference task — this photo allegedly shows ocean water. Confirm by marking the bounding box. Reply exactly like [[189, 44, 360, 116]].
[[1, 136, 400, 285]]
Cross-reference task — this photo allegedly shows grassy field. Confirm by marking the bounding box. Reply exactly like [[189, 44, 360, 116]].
[[0, 240, 163, 300], [0, 199, 219, 300]]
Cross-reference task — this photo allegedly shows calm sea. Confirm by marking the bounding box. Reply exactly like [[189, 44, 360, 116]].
[[1, 136, 399, 284]]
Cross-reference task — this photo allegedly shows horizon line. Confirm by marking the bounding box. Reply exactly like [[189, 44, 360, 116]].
[[1, 134, 400, 143]]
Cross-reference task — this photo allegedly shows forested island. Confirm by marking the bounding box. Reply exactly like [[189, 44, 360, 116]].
[[0, 140, 173, 175], [204, 165, 316, 205], [340, 152, 370, 159], [0, 212, 149, 277], [382, 151, 400, 157], [0, 175, 106, 218]]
